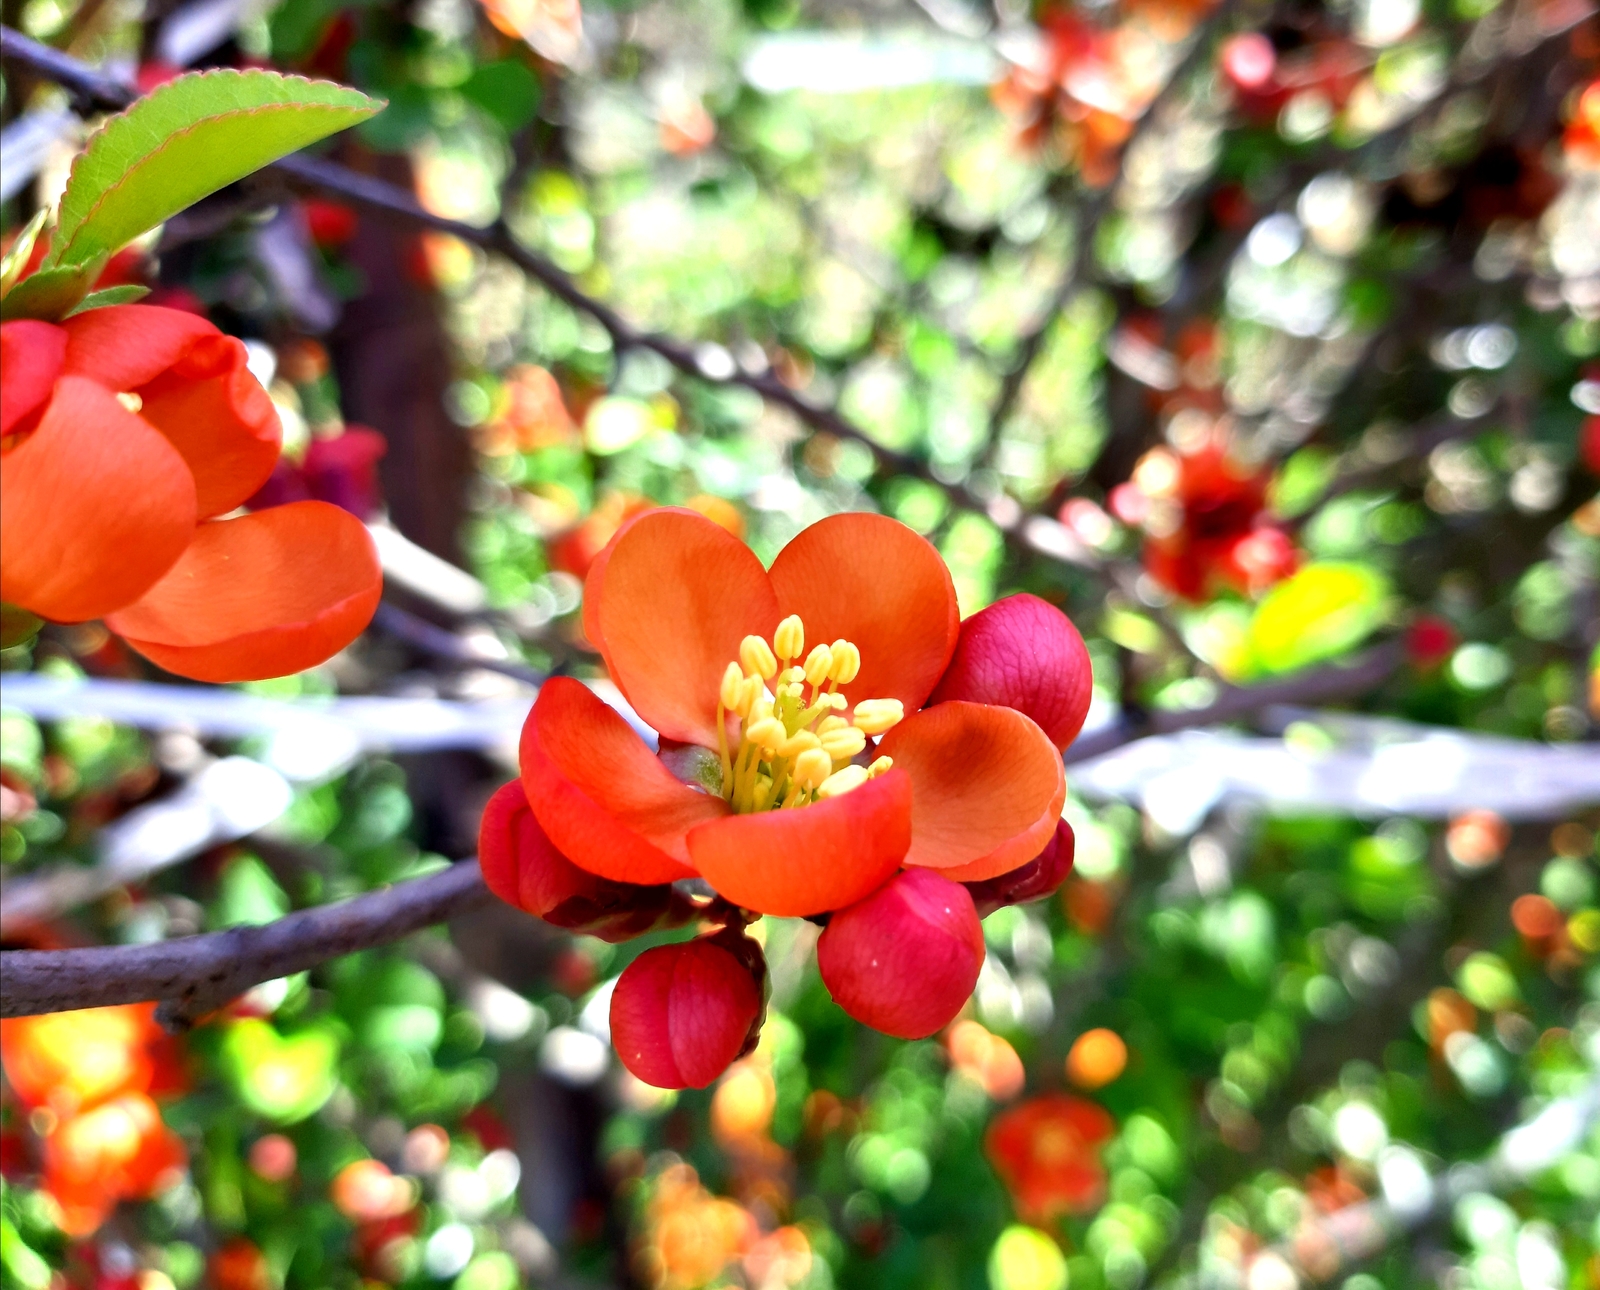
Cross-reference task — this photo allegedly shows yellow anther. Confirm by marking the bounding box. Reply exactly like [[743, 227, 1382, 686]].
[[739, 635, 777, 680], [828, 640, 861, 685], [779, 665, 805, 685], [720, 662, 744, 711], [820, 725, 867, 762], [851, 699, 904, 736], [793, 748, 834, 792], [866, 756, 894, 778], [778, 730, 822, 758], [774, 615, 805, 661], [829, 693, 849, 710], [746, 718, 788, 751], [115, 391, 143, 413], [816, 765, 869, 799], [748, 687, 776, 724], [803, 644, 834, 688], [751, 774, 775, 811], [817, 715, 849, 734]]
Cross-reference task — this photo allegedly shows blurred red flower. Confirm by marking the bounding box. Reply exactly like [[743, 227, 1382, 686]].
[[985, 1094, 1115, 1223]]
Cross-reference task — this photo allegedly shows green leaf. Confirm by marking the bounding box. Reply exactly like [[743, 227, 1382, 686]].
[[0, 209, 49, 299], [63, 284, 152, 315], [0, 605, 44, 651], [47, 68, 382, 271], [0, 260, 104, 321], [1247, 562, 1393, 674]]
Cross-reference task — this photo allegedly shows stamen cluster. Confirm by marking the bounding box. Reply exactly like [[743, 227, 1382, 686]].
[[715, 614, 902, 813]]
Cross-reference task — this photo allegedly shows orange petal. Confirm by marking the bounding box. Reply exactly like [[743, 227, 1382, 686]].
[[686, 769, 912, 916], [60, 304, 219, 391], [587, 507, 778, 746], [519, 677, 724, 885], [0, 377, 196, 622], [106, 502, 380, 681], [878, 701, 1064, 882], [1, 321, 66, 437], [768, 513, 958, 712], [135, 334, 280, 517]]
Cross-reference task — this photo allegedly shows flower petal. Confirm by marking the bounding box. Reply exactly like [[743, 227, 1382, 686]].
[[0, 377, 196, 622], [0, 321, 66, 437], [768, 513, 958, 712], [135, 334, 280, 517], [60, 304, 218, 391], [106, 502, 380, 681], [587, 507, 777, 747], [928, 594, 1094, 750], [519, 677, 723, 885], [878, 701, 1064, 882], [686, 769, 912, 916]]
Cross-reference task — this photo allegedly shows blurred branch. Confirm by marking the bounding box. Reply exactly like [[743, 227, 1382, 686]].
[[0, 859, 492, 1025], [979, 0, 1238, 468], [373, 602, 549, 685], [1063, 638, 1406, 765]]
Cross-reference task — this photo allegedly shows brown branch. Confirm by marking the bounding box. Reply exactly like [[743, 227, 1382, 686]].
[[1062, 638, 1405, 765], [0, 859, 493, 1025]]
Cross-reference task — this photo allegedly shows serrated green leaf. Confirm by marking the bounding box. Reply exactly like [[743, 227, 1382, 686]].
[[63, 284, 152, 315], [47, 68, 382, 271], [0, 209, 49, 299], [1247, 562, 1393, 675], [0, 260, 104, 321]]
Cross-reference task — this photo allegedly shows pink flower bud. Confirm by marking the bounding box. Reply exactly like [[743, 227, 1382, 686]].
[[609, 931, 767, 1089], [927, 593, 1093, 751], [477, 780, 677, 942], [817, 868, 985, 1040], [964, 818, 1076, 918]]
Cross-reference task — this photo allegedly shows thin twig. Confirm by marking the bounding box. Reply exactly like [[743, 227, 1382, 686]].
[[373, 602, 549, 685], [0, 859, 493, 1024], [1062, 638, 1405, 765]]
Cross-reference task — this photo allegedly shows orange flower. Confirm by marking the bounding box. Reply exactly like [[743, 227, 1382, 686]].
[[946, 1020, 1026, 1101], [0, 305, 380, 680], [985, 1094, 1115, 1224], [515, 509, 1069, 918]]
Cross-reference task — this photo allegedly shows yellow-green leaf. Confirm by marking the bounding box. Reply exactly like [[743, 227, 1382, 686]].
[[47, 69, 381, 272], [1248, 562, 1392, 674]]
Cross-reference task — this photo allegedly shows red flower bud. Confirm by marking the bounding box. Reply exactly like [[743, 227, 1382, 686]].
[[478, 780, 680, 942], [965, 818, 1075, 918], [303, 426, 387, 519], [1406, 615, 1458, 670], [609, 930, 767, 1089], [817, 868, 985, 1040], [927, 593, 1093, 750]]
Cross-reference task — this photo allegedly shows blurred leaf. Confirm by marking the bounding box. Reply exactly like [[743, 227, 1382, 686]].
[[1248, 562, 1392, 674], [208, 854, 291, 929], [220, 1019, 340, 1122], [461, 60, 542, 134]]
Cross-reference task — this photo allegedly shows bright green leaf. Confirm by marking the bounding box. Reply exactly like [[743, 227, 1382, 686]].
[[47, 69, 382, 271], [1248, 562, 1392, 674], [63, 284, 152, 315], [220, 1019, 340, 1123]]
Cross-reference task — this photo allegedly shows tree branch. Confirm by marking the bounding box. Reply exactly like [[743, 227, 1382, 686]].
[[1062, 638, 1405, 765], [0, 859, 492, 1025]]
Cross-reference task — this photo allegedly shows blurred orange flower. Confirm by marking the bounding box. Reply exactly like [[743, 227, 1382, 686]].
[[637, 1162, 757, 1290], [1066, 1028, 1128, 1090], [985, 1094, 1115, 1224], [946, 1020, 1026, 1101], [42, 1091, 187, 1236]]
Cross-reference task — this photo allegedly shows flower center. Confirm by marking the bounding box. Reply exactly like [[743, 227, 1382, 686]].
[[715, 614, 903, 813]]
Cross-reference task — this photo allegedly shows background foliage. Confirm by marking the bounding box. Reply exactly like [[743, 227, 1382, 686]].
[[1, 0, 1598, 1285]]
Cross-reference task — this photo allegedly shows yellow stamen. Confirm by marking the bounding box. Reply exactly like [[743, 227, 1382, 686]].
[[819, 725, 866, 762], [866, 755, 894, 778], [778, 730, 822, 758], [852, 699, 904, 736], [115, 391, 143, 413], [745, 717, 788, 752], [720, 662, 744, 711], [816, 765, 869, 798], [817, 715, 849, 734], [774, 615, 804, 662], [740, 635, 777, 680], [828, 640, 861, 685], [802, 644, 834, 688], [793, 748, 833, 793]]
